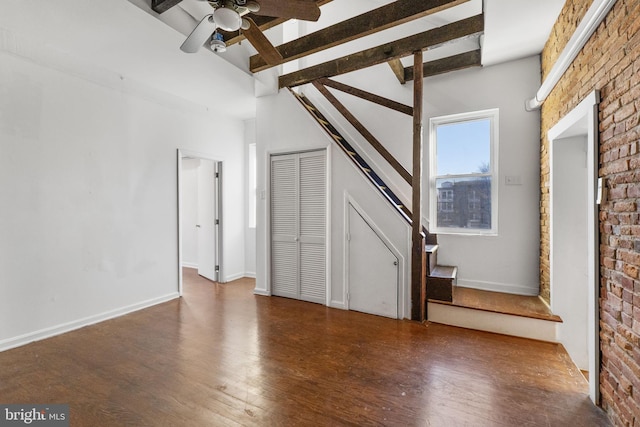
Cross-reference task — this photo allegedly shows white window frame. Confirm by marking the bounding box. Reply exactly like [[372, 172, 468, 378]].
[[428, 109, 499, 236]]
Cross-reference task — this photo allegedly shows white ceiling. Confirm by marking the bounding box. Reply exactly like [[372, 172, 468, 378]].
[[0, 0, 257, 120]]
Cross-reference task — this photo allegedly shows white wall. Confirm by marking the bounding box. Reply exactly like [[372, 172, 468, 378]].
[[422, 56, 541, 295], [0, 18, 251, 350], [181, 158, 200, 268], [244, 119, 257, 277]]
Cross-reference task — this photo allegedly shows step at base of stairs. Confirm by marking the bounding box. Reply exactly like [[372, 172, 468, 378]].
[[426, 265, 457, 302], [428, 287, 562, 342]]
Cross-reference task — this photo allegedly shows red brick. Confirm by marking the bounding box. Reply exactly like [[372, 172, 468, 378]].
[[629, 184, 640, 198], [615, 201, 638, 212], [615, 102, 637, 123]]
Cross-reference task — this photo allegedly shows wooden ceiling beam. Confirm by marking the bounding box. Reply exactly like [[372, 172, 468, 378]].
[[223, 0, 333, 46], [251, 0, 470, 73], [151, 0, 182, 14], [387, 59, 407, 85], [404, 49, 482, 81], [319, 78, 413, 116], [279, 14, 484, 88]]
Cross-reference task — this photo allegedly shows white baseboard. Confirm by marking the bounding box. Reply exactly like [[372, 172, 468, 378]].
[[244, 272, 256, 279], [330, 300, 347, 310], [428, 302, 558, 342], [253, 288, 270, 296], [456, 279, 538, 296], [0, 292, 180, 353], [224, 272, 247, 282], [182, 262, 198, 269]]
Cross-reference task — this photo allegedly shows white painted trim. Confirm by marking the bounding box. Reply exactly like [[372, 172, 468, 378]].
[[526, 0, 617, 110], [182, 262, 198, 269], [428, 303, 558, 343], [224, 272, 246, 282], [456, 279, 538, 296], [0, 293, 179, 353], [244, 271, 256, 279], [344, 193, 407, 319], [548, 90, 600, 404], [325, 144, 333, 307], [253, 289, 270, 296]]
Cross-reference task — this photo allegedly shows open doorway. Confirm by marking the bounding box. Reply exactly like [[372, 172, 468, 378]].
[[548, 91, 600, 404], [178, 149, 223, 295]]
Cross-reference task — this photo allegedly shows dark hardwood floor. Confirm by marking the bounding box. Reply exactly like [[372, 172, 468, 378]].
[[0, 268, 610, 426]]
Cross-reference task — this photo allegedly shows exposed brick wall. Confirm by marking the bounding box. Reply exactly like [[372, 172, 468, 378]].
[[540, 0, 640, 425]]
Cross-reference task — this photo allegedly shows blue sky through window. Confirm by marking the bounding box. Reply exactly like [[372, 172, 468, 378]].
[[436, 119, 490, 176]]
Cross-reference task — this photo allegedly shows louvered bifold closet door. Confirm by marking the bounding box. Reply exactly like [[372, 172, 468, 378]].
[[298, 151, 326, 304], [271, 154, 299, 299], [270, 150, 326, 304]]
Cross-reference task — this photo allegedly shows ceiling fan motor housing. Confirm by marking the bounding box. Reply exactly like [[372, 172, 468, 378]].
[[210, 32, 227, 52]]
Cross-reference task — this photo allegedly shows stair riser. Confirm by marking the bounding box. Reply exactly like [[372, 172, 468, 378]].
[[426, 277, 454, 302], [428, 303, 558, 342]]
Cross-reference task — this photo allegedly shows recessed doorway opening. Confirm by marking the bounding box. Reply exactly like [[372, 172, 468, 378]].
[[177, 149, 223, 295], [548, 90, 600, 404]]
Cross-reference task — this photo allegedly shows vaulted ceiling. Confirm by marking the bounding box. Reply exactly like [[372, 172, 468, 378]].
[[135, 0, 565, 84]]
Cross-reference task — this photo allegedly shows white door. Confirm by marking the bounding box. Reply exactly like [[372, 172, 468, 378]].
[[348, 205, 398, 318], [271, 154, 298, 298], [197, 159, 218, 282], [271, 150, 326, 304]]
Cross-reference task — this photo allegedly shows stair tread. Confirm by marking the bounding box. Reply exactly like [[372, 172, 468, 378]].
[[429, 265, 457, 278], [429, 287, 563, 322], [425, 244, 439, 253]]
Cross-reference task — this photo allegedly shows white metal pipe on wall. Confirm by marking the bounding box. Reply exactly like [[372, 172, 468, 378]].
[[526, 0, 618, 111]]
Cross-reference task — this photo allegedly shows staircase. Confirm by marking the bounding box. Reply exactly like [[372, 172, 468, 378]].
[[291, 89, 459, 312], [291, 90, 411, 222], [292, 88, 562, 343]]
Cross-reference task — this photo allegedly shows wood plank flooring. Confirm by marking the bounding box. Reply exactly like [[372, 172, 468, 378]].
[[444, 286, 563, 322], [0, 268, 610, 426]]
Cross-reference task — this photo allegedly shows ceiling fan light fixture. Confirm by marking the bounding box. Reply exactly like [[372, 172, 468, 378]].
[[213, 7, 242, 31], [245, 1, 260, 13]]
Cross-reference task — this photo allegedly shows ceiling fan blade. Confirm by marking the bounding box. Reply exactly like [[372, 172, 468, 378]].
[[180, 14, 217, 53], [253, 0, 321, 21], [243, 17, 283, 66]]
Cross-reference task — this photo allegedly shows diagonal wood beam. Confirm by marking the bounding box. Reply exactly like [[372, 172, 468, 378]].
[[319, 78, 413, 116], [388, 59, 407, 84], [279, 14, 484, 88], [223, 0, 333, 46], [250, 0, 470, 73], [152, 0, 182, 14], [405, 49, 482, 81], [312, 81, 412, 185]]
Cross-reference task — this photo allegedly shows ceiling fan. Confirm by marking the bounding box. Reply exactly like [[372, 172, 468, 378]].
[[180, 0, 321, 65]]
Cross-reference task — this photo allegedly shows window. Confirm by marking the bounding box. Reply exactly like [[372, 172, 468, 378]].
[[429, 109, 498, 235]]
